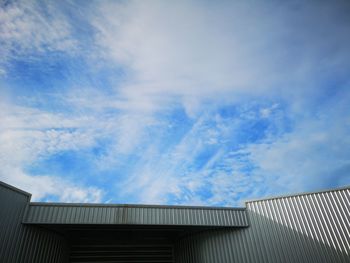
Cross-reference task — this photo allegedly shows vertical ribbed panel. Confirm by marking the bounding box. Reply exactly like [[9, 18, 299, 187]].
[[3, 180, 349, 263], [174, 188, 350, 263], [24, 204, 248, 226], [0, 182, 69, 263]]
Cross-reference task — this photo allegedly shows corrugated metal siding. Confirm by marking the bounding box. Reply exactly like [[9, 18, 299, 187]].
[[0, 182, 69, 263], [174, 188, 350, 263], [70, 244, 174, 263], [24, 204, 248, 227], [3, 180, 349, 263]]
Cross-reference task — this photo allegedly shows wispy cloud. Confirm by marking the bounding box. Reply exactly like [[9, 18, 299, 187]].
[[0, 101, 103, 202], [242, 89, 350, 195], [92, 1, 350, 109], [0, 0, 349, 205], [0, 1, 78, 72]]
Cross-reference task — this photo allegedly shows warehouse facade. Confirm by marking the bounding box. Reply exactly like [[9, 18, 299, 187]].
[[0, 181, 349, 262]]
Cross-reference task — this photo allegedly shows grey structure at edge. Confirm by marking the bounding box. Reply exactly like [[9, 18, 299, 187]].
[[0, 181, 349, 263]]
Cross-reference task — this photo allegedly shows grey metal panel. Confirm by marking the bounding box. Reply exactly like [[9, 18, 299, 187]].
[[3, 180, 349, 263], [174, 187, 350, 263], [23, 203, 249, 227], [70, 244, 174, 262], [0, 181, 69, 263]]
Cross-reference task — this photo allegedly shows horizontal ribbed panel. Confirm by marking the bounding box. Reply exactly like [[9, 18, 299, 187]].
[[23, 204, 248, 227], [174, 187, 350, 263], [70, 245, 174, 263], [0, 182, 69, 263]]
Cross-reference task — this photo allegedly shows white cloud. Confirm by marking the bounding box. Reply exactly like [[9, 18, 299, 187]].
[[113, 86, 350, 206], [116, 114, 209, 203], [0, 96, 161, 201], [1, 0, 349, 206], [0, 99, 104, 202], [115, 111, 250, 205], [0, 102, 97, 161], [0, 1, 77, 71], [260, 103, 279, 119], [239, 91, 350, 197], [92, 0, 350, 113], [0, 166, 103, 202], [86, 0, 350, 205], [245, 124, 350, 192]]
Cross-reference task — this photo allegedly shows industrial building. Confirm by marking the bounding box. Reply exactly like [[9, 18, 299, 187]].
[[0, 181, 349, 262]]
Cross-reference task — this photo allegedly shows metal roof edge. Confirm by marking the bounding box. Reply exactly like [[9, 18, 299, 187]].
[[22, 222, 249, 228], [0, 181, 32, 198], [244, 185, 350, 204], [28, 202, 246, 211]]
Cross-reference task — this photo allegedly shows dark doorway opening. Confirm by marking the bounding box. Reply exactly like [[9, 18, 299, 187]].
[[38, 224, 217, 263]]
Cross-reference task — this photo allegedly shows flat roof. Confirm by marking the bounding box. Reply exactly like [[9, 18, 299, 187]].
[[23, 202, 248, 227]]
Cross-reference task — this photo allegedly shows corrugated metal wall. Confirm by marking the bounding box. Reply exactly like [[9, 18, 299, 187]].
[[0, 182, 69, 263], [24, 203, 248, 227], [2, 180, 349, 263], [174, 188, 350, 263], [70, 244, 174, 262]]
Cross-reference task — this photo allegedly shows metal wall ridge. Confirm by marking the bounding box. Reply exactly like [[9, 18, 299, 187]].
[[28, 202, 246, 211], [245, 185, 350, 203], [23, 203, 249, 227], [0, 181, 32, 197]]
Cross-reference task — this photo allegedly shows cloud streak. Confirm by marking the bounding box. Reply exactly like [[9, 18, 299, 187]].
[[93, 1, 350, 109], [0, 1, 78, 73], [0, 0, 349, 205]]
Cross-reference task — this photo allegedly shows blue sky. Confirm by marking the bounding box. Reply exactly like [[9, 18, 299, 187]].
[[0, 0, 349, 206]]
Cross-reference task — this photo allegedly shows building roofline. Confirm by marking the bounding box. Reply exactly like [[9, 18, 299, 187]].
[[29, 202, 246, 211], [245, 185, 350, 204], [0, 181, 32, 198], [3, 180, 348, 210]]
